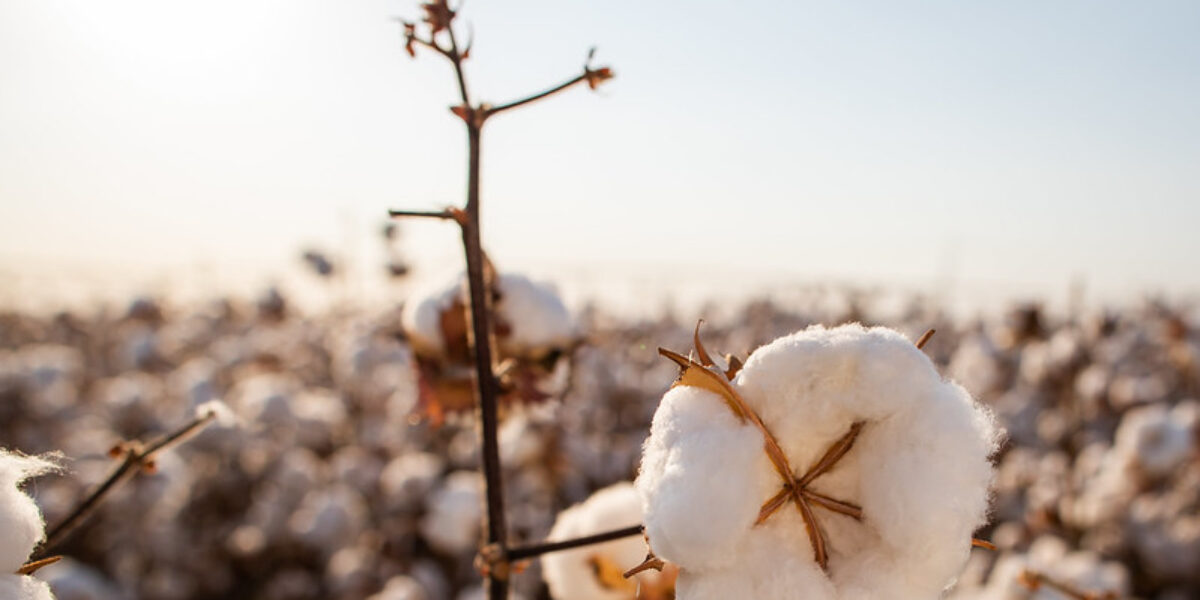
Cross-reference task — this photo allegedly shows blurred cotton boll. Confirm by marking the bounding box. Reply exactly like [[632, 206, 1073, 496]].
[[419, 470, 482, 555], [543, 482, 673, 600]]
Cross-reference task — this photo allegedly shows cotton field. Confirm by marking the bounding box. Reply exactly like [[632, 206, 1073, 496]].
[[1, 288, 1198, 599]]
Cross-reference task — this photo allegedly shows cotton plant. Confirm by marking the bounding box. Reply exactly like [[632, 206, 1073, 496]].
[[633, 323, 1000, 599], [1, 450, 59, 600], [542, 482, 676, 600], [401, 272, 579, 422]]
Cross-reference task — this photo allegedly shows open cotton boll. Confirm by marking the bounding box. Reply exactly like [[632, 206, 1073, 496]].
[[367, 575, 429, 600], [494, 274, 576, 356], [401, 272, 576, 361], [542, 482, 654, 600], [636, 324, 1000, 600], [1, 450, 59, 600], [401, 278, 464, 358], [0, 575, 55, 600], [1, 451, 59, 573], [419, 471, 483, 555], [1113, 401, 1198, 479], [967, 536, 1129, 600]]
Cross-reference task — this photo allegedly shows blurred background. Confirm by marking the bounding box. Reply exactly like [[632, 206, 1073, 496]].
[[2, 1, 1199, 599]]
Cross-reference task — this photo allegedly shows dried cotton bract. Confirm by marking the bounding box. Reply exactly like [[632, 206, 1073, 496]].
[[635, 324, 1000, 600], [1, 450, 59, 600], [401, 272, 578, 421], [543, 482, 675, 600]]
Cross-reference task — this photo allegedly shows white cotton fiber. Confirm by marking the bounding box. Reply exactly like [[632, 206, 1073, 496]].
[[0, 450, 59, 600], [635, 324, 1000, 600], [0, 575, 55, 600], [401, 272, 576, 360], [493, 274, 576, 356], [0, 451, 58, 573], [542, 482, 649, 600], [401, 277, 464, 358]]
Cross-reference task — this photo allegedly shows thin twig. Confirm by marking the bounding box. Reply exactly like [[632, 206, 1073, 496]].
[[1018, 568, 1118, 600], [15, 555, 61, 576], [915, 328, 935, 350], [33, 411, 218, 559], [485, 73, 588, 118], [388, 209, 456, 220], [508, 524, 644, 560]]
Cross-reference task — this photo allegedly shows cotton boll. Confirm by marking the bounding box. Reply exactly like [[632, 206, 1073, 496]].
[[636, 386, 769, 571], [543, 482, 659, 600], [325, 545, 376, 597], [0, 450, 59, 573], [1114, 402, 1196, 480], [494, 274, 576, 357], [287, 484, 368, 555], [195, 400, 238, 428], [1128, 491, 1200, 582], [0, 574, 56, 600], [381, 452, 444, 511], [636, 324, 999, 599], [419, 470, 482, 555], [402, 272, 576, 361], [949, 333, 1007, 397], [401, 278, 463, 358], [972, 537, 1129, 600], [230, 373, 304, 426], [367, 576, 428, 600], [330, 446, 384, 491]]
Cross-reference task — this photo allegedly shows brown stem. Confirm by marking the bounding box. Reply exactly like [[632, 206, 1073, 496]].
[[485, 73, 588, 119], [16, 555, 61, 576], [34, 411, 217, 560], [1019, 569, 1118, 600], [915, 328, 936, 350], [508, 524, 644, 560], [388, 209, 456, 220], [445, 23, 471, 107]]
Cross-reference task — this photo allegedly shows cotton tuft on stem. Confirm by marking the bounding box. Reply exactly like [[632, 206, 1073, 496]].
[[635, 323, 1001, 599], [542, 482, 675, 600], [1, 450, 59, 600]]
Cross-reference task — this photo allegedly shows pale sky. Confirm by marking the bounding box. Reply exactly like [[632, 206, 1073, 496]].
[[2, 0, 1198, 312]]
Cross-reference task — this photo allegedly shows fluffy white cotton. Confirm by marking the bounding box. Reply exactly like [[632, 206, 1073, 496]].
[[961, 536, 1129, 600], [1, 450, 59, 600], [401, 272, 576, 360], [635, 324, 1000, 600], [1, 451, 58, 573], [367, 575, 429, 600], [493, 274, 576, 356], [0, 575, 55, 600], [195, 400, 238, 428], [419, 471, 483, 555], [401, 278, 464, 357], [1113, 401, 1198, 479], [542, 482, 650, 600]]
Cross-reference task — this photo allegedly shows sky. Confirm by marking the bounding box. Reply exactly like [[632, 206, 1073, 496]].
[[1, 0, 1199, 314]]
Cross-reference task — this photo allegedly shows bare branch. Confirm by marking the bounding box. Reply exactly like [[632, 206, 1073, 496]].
[[34, 411, 219, 559], [484, 73, 588, 119], [508, 524, 644, 560], [389, 208, 456, 220]]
